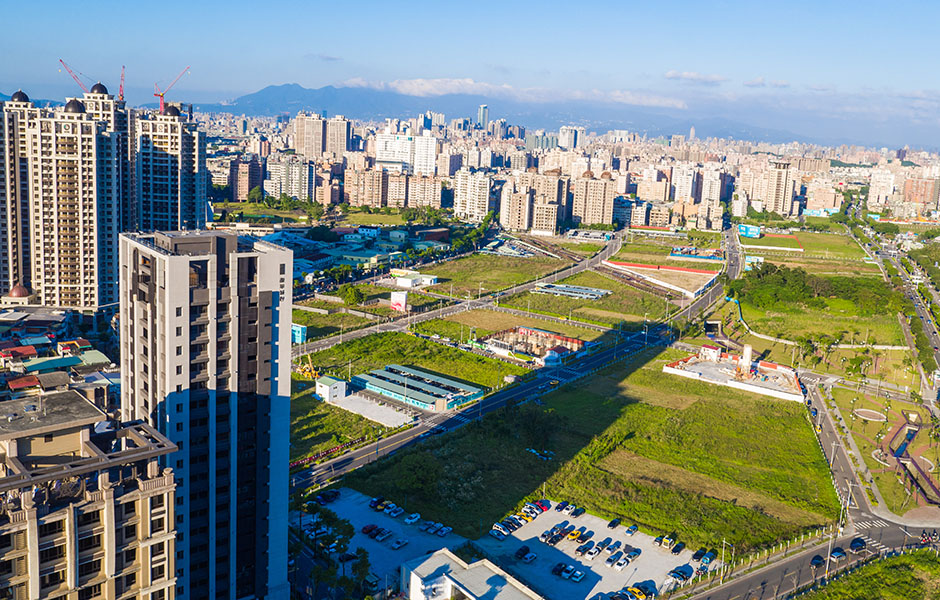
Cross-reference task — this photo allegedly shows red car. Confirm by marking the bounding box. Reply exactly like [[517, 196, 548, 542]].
[[361, 524, 376, 534], [536, 499, 551, 511]]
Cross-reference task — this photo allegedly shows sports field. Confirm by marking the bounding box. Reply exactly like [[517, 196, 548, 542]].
[[500, 270, 674, 327], [423, 254, 568, 297]]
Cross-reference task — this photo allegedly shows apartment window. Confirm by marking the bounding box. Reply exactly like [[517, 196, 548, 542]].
[[176, 307, 182, 317], [123, 524, 136, 541], [151, 542, 165, 559], [123, 501, 136, 517], [78, 583, 101, 600], [176, 422, 183, 432], [175, 346, 182, 356], [151, 517, 164, 534], [77, 510, 100, 527], [39, 544, 65, 562], [78, 534, 101, 553], [150, 495, 165, 510], [124, 548, 136, 565], [176, 326, 182, 337], [123, 573, 137, 590], [78, 559, 101, 578], [176, 403, 182, 413], [176, 384, 182, 393], [40, 570, 64, 588], [280, 263, 286, 275], [176, 365, 182, 375], [152, 589, 166, 600], [44, 434, 54, 443], [38, 520, 64, 537], [151, 564, 166, 582]]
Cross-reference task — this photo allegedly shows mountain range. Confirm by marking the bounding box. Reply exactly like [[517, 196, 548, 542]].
[[184, 83, 806, 144]]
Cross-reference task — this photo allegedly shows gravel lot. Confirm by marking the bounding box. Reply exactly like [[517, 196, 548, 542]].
[[324, 488, 466, 586], [474, 502, 717, 600]]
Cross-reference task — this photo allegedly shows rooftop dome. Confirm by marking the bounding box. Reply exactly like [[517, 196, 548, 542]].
[[8, 283, 30, 298], [162, 105, 180, 117], [90, 82, 108, 95], [64, 99, 85, 114], [10, 90, 29, 103]]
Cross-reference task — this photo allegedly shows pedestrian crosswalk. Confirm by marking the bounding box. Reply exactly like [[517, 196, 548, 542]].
[[860, 534, 890, 552], [854, 519, 889, 530]]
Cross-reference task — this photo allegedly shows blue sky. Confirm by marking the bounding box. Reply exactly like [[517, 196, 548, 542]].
[[4, 0, 939, 146]]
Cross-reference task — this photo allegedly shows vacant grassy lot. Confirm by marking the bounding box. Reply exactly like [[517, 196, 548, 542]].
[[212, 201, 306, 221], [291, 309, 373, 340], [740, 293, 905, 346], [796, 551, 940, 600], [500, 270, 674, 327], [342, 209, 407, 226], [758, 255, 881, 277], [319, 284, 444, 317], [558, 241, 603, 256], [424, 254, 568, 297], [739, 234, 803, 249], [411, 308, 607, 343], [303, 331, 527, 388], [290, 375, 387, 461], [346, 347, 839, 549], [795, 232, 867, 259]]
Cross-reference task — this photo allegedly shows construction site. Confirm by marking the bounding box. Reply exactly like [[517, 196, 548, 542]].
[[474, 325, 591, 365], [663, 344, 805, 402]]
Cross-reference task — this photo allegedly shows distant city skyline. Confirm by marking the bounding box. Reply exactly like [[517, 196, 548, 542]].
[[5, 0, 940, 147]]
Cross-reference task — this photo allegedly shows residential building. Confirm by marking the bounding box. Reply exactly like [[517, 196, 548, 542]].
[[499, 184, 532, 231], [672, 165, 700, 203], [25, 99, 122, 311], [324, 116, 351, 157], [436, 152, 462, 177], [344, 168, 388, 208], [265, 155, 315, 201], [409, 176, 443, 208], [136, 108, 207, 232], [558, 126, 584, 150], [292, 113, 326, 158], [903, 177, 940, 213], [228, 156, 262, 202], [413, 132, 438, 176], [570, 174, 616, 225], [119, 230, 292, 600], [869, 168, 895, 208], [387, 173, 409, 208], [0, 390, 177, 600], [764, 160, 795, 216], [531, 201, 561, 235], [454, 169, 492, 222], [375, 132, 417, 173]]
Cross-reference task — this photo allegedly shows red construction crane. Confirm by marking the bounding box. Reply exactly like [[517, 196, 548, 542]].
[[119, 65, 125, 101], [58, 59, 89, 93], [153, 66, 190, 113]]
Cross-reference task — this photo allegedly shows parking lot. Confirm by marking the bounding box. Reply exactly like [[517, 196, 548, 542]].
[[320, 488, 466, 585], [475, 502, 721, 600]]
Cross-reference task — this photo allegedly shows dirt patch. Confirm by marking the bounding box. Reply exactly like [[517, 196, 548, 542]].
[[598, 450, 825, 526], [854, 408, 887, 422]]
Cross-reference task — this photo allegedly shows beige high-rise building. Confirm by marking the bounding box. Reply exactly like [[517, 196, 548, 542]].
[[324, 116, 351, 157], [0, 389, 177, 600], [764, 160, 795, 216], [499, 184, 532, 231], [344, 168, 387, 207], [228, 156, 262, 202], [570, 174, 616, 225], [387, 173, 409, 207], [531, 202, 561, 235], [293, 113, 326, 158], [24, 98, 122, 311], [409, 176, 443, 208], [453, 169, 491, 222]]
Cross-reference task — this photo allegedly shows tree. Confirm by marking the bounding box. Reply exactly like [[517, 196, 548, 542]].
[[339, 284, 365, 306], [307, 202, 326, 221], [247, 185, 264, 203], [352, 547, 371, 587]]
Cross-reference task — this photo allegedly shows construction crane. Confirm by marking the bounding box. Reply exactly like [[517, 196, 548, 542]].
[[118, 65, 125, 101], [58, 59, 89, 93], [153, 66, 190, 113]]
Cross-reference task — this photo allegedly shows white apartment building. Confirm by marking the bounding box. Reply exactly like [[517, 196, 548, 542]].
[[454, 168, 492, 222]]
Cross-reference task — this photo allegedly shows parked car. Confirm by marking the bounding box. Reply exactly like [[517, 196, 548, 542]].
[[404, 513, 421, 525], [388, 507, 405, 518], [548, 534, 563, 546], [606, 552, 620, 567], [561, 565, 576, 579], [375, 501, 389, 512], [608, 518, 621, 529], [615, 557, 629, 571], [586, 546, 603, 560], [562, 504, 576, 515], [830, 547, 847, 562], [375, 529, 393, 542], [361, 524, 376, 535], [570, 570, 585, 582], [368, 496, 384, 509], [489, 529, 506, 541], [606, 540, 622, 555], [555, 500, 569, 512], [625, 523, 637, 534], [571, 507, 586, 518], [701, 551, 717, 566], [669, 565, 694, 581], [551, 562, 566, 576], [850, 538, 867, 554], [653, 536, 664, 546], [536, 499, 551, 511], [596, 538, 610, 551], [624, 587, 647, 600], [810, 554, 825, 570], [691, 548, 707, 562], [672, 542, 686, 555], [383, 502, 397, 514], [501, 519, 518, 532], [539, 530, 552, 543], [427, 523, 443, 535], [522, 552, 537, 564], [626, 548, 641, 561], [437, 526, 452, 537], [492, 523, 509, 535], [567, 528, 584, 541], [391, 538, 409, 550], [514, 545, 531, 560], [575, 542, 592, 557]]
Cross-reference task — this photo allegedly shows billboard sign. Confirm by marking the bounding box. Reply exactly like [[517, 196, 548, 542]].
[[738, 224, 762, 238], [390, 291, 408, 312]]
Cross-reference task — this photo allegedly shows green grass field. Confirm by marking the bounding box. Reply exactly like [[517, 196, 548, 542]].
[[500, 270, 674, 327], [212, 201, 307, 221], [411, 308, 607, 343], [757, 255, 881, 277], [795, 551, 940, 600], [739, 234, 804, 249], [558, 241, 603, 256], [343, 210, 408, 226], [290, 375, 388, 461], [319, 284, 444, 317], [346, 347, 839, 549], [291, 309, 373, 341], [802, 216, 838, 231], [424, 254, 568, 297], [740, 291, 905, 346], [302, 331, 527, 388], [795, 232, 867, 259]]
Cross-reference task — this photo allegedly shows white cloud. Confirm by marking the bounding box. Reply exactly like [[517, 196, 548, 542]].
[[664, 70, 727, 85], [769, 80, 790, 88], [338, 77, 686, 109], [743, 77, 766, 88]]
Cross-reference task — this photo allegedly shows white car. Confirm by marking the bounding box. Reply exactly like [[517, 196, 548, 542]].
[[404, 512, 421, 525], [562, 504, 576, 515], [383, 502, 397, 514], [492, 523, 510, 536], [391, 538, 409, 550], [388, 507, 404, 518], [605, 553, 619, 567], [586, 546, 602, 560], [615, 557, 629, 571], [437, 526, 453, 537]]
